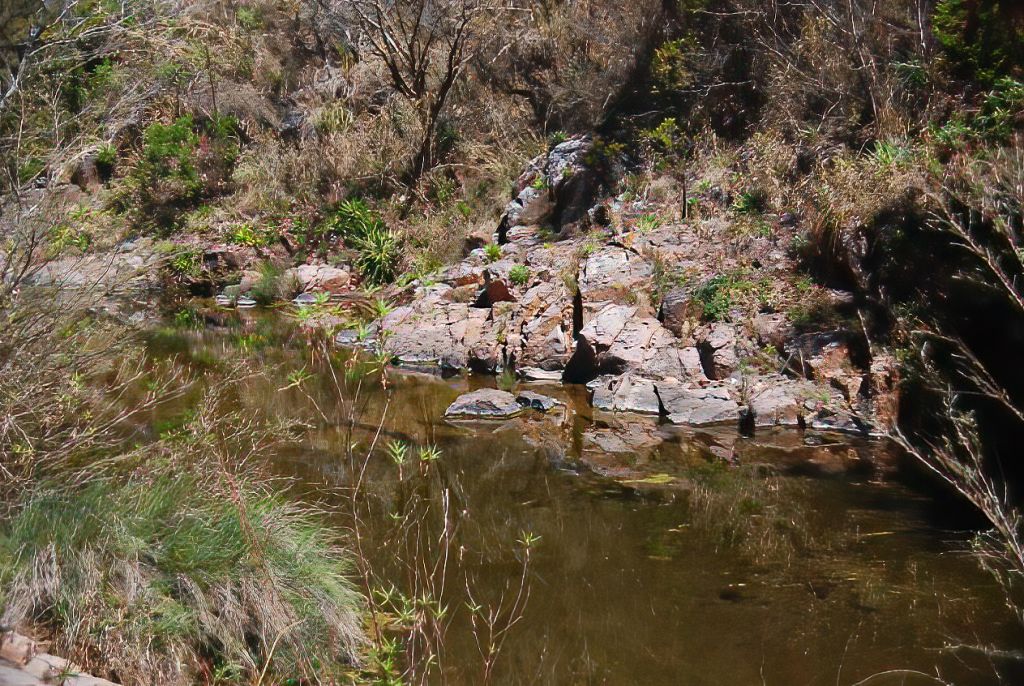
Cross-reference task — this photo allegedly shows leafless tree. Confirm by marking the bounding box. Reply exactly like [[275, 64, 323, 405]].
[[343, 0, 494, 177]]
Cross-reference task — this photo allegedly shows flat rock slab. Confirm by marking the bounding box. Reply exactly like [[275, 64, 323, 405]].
[[656, 383, 740, 425], [445, 389, 524, 419]]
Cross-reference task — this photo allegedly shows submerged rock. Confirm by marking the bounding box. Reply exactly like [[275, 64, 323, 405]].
[[444, 389, 524, 419]]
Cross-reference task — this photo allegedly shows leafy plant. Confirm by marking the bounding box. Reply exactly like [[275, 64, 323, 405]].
[[250, 261, 286, 305], [508, 264, 530, 286], [692, 273, 752, 321], [354, 224, 399, 286], [636, 213, 661, 233], [235, 5, 263, 31], [228, 222, 276, 248], [933, 0, 1024, 84], [732, 189, 766, 215], [170, 248, 202, 277], [484, 243, 502, 263], [869, 140, 912, 168]]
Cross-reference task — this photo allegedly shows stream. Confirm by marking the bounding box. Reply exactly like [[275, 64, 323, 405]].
[[147, 308, 1024, 685]]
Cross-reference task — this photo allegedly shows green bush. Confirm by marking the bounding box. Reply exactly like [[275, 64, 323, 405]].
[[169, 248, 202, 277], [140, 115, 201, 193], [250, 261, 289, 304], [325, 199, 399, 285], [931, 77, 1024, 149], [227, 222, 277, 248], [509, 264, 530, 286], [692, 273, 753, 321], [484, 243, 502, 262], [732, 189, 766, 215], [235, 4, 263, 31], [354, 223, 399, 286], [933, 0, 1024, 84]]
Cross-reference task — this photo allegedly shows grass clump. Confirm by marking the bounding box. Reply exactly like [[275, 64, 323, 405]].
[[0, 447, 362, 685]]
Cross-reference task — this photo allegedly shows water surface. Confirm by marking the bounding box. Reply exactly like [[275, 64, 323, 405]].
[[148, 310, 1024, 685]]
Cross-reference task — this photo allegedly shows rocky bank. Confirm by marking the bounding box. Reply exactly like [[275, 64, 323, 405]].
[[341, 137, 899, 435]]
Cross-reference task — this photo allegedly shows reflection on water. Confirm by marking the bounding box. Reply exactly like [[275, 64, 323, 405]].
[[147, 310, 1024, 685]]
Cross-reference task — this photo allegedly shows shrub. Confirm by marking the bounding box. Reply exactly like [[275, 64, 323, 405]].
[[0, 467, 362, 685], [484, 243, 502, 262], [235, 4, 263, 31], [250, 261, 288, 304], [169, 248, 202, 277], [354, 223, 399, 286], [933, 0, 1024, 84], [732, 189, 766, 215], [639, 117, 684, 160], [139, 115, 201, 193], [325, 199, 399, 285], [95, 143, 116, 175], [869, 140, 913, 168], [692, 272, 753, 321], [509, 264, 530, 286], [227, 222, 276, 248], [636, 213, 661, 233], [650, 36, 699, 94]]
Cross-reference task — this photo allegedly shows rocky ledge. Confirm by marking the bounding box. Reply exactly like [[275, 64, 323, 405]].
[[339, 136, 898, 436]]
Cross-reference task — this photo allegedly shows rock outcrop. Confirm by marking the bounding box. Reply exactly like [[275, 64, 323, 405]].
[[338, 152, 896, 435]]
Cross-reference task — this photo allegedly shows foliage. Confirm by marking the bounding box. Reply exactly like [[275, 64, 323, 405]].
[[933, 0, 1024, 84], [138, 115, 201, 194], [354, 223, 399, 286], [933, 78, 1024, 149], [869, 140, 913, 168], [508, 264, 529, 286], [250, 261, 289, 304], [169, 248, 202, 277], [639, 117, 684, 159], [123, 114, 240, 230], [691, 272, 752, 321], [235, 4, 263, 32], [650, 35, 699, 94], [0, 425, 362, 685], [484, 242, 501, 262], [227, 221, 277, 248], [732, 188, 766, 215], [324, 199, 399, 285]]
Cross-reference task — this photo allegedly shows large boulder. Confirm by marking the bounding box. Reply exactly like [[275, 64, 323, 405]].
[[445, 389, 524, 419], [589, 374, 661, 414], [286, 263, 351, 293], [504, 282, 574, 373], [659, 286, 697, 337], [656, 382, 740, 425], [497, 136, 608, 240], [377, 287, 501, 368], [696, 322, 738, 380], [578, 247, 653, 306], [568, 304, 703, 381]]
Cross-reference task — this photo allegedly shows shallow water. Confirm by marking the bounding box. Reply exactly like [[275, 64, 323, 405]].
[[148, 310, 1024, 685]]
